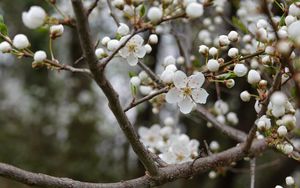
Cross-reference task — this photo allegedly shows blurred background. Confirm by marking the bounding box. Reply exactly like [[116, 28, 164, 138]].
[[0, 0, 299, 187]]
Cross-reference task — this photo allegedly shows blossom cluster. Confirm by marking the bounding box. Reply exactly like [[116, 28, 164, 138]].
[[138, 118, 200, 164]]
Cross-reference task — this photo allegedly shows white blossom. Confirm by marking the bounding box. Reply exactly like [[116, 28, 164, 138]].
[[283, 144, 293, 154], [218, 35, 230, 46], [186, 3, 204, 19], [139, 85, 152, 95], [166, 71, 208, 114], [228, 47, 239, 58], [247, 70, 261, 84], [22, 6, 46, 29], [234, 64, 248, 77], [101, 36, 111, 45], [147, 7, 163, 22], [228, 31, 239, 42], [95, 48, 105, 59], [163, 55, 176, 66], [107, 39, 120, 51], [34, 50, 47, 62], [13, 34, 30, 49], [0, 41, 12, 53], [149, 34, 158, 44], [119, 35, 146, 66], [144, 44, 152, 54], [240, 91, 251, 102], [130, 76, 141, 86], [50, 24, 64, 38], [277, 125, 287, 137], [207, 59, 219, 72], [285, 176, 295, 186], [117, 23, 130, 36]]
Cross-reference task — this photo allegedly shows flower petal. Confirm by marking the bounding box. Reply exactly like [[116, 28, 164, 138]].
[[178, 97, 194, 114], [173, 71, 187, 88], [119, 47, 129, 58], [192, 88, 209, 104], [132, 35, 144, 45], [127, 54, 138, 66], [136, 46, 146, 58], [188, 73, 205, 88], [166, 88, 182, 104]]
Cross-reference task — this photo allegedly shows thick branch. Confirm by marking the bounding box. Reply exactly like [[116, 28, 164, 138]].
[[71, 0, 158, 176], [0, 140, 267, 188]]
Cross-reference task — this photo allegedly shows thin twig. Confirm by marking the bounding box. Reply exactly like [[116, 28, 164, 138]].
[[106, 0, 120, 26], [250, 158, 256, 188], [124, 87, 168, 112], [137, 61, 163, 86], [86, 0, 100, 17]]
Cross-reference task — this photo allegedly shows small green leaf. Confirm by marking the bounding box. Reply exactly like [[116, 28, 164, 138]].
[[128, 71, 137, 78], [0, 15, 8, 36], [130, 84, 137, 96], [232, 16, 248, 34], [139, 5, 146, 17]]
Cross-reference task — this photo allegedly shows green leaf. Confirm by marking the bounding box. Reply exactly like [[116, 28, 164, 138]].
[[130, 84, 137, 96], [128, 71, 137, 78], [139, 4, 146, 17], [231, 16, 248, 34], [0, 15, 8, 36]]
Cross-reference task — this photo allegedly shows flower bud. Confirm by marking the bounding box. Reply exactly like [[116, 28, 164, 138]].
[[240, 91, 251, 102], [247, 70, 261, 84], [233, 64, 248, 77], [0, 41, 12, 53], [186, 3, 204, 18], [13, 34, 30, 49], [117, 23, 129, 36], [207, 59, 219, 72], [277, 125, 287, 137], [149, 34, 158, 44], [34, 50, 47, 62], [50, 24, 64, 38], [147, 7, 163, 23]]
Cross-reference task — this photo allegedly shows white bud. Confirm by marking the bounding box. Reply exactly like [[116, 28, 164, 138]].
[[22, 6, 46, 29], [101, 36, 111, 46], [247, 70, 261, 84], [163, 55, 176, 66], [209, 141, 220, 151], [176, 56, 185, 65], [257, 19, 268, 29], [240, 91, 251, 102], [228, 31, 239, 42], [34, 50, 47, 62], [288, 20, 300, 41], [277, 40, 292, 55], [285, 176, 295, 186], [139, 85, 152, 95], [234, 64, 248, 77], [225, 79, 235, 88], [164, 117, 175, 126], [161, 69, 175, 83], [218, 35, 230, 46], [275, 185, 283, 188], [138, 71, 148, 80], [107, 39, 119, 51], [199, 45, 209, 55], [227, 112, 239, 125], [285, 15, 296, 26], [289, 3, 300, 17], [257, 120, 266, 130], [207, 59, 219, 72], [186, 3, 204, 18], [149, 34, 158, 44], [277, 126, 287, 137], [50, 24, 64, 38], [0, 41, 12, 53], [147, 7, 163, 23], [228, 47, 239, 58], [144, 44, 152, 54], [216, 115, 226, 124], [130, 76, 141, 86], [209, 47, 218, 56], [256, 28, 268, 42], [208, 171, 217, 179], [13, 34, 30, 49], [117, 23, 130, 36], [95, 48, 105, 59], [271, 91, 287, 106], [283, 144, 293, 154]]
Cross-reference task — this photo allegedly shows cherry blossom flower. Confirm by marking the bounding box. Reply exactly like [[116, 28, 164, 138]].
[[119, 35, 146, 66], [166, 71, 209, 114]]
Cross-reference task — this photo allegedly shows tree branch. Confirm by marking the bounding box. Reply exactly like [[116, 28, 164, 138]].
[[71, 0, 158, 176], [0, 139, 268, 188], [106, 0, 120, 26]]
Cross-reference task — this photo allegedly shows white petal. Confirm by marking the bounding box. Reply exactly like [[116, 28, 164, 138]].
[[188, 73, 205, 88], [178, 97, 194, 114], [119, 47, 129, 58], [192, 88, 209, 104], [173, 71, 187, 88], [127, 54, 138, 66], [132, 35, 144, 45], [136, 46, 146, 58], [166, 88, 182, 104]]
